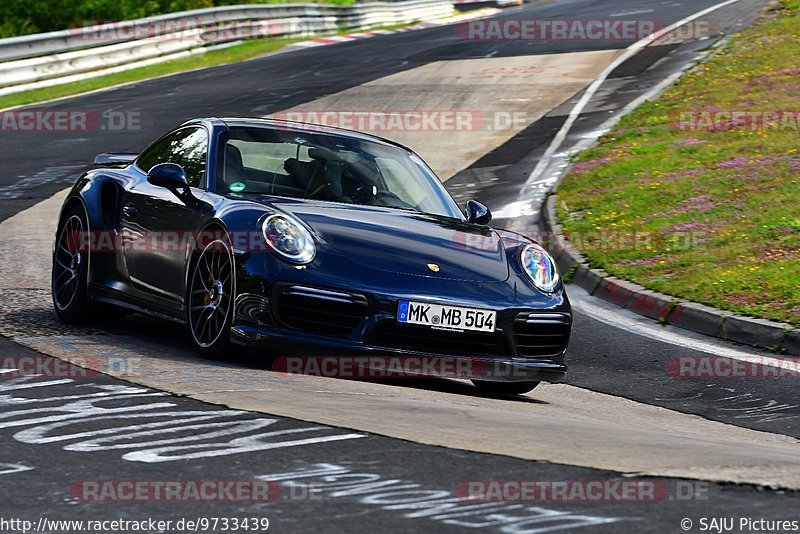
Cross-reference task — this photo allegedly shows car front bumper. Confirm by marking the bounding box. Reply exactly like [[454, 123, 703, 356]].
[[232, 321, 567, 383], [230, 273, 571, 383]]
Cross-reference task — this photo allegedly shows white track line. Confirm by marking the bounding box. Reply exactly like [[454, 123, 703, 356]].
[[571, 290, 794, 370], [320, 36, 357, 42], [609, 9, 656, 17], [519, 0, 743, 207]]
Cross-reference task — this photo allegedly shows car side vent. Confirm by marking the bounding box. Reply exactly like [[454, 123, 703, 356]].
[[513, 312, 571, 357], [277, 285, 368, 336], [100, 181, 122, 229]]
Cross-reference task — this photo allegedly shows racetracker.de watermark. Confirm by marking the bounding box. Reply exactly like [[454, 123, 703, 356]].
[[273, 355, 487, 379], [0, 356, 137, 379], [61, 228, 702, 254], [455, 227, 702, 254], [69, 19, 297, 42], [273, 110, 539, 132], [456, 480, 709, 502], [455, 18, 672, 41], [666, 356, 800, 378], [678, 110, 800, 132], [0, 111, 140, 132], [1, 356, 97, 379], [69, 480, 281, 502]]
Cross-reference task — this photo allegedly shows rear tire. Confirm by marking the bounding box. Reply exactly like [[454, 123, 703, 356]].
[[52, 206, 91, 323], [472, 380, 540, 396], [187, 237, 235, 359]]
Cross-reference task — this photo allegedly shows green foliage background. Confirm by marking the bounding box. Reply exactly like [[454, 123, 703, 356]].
[[0, 0, 354, 38]]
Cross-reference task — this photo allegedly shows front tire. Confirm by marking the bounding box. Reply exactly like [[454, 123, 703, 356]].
[[472, 380, 540, 396], [52, 206, 91, 323], [187, 237, 235, 359]]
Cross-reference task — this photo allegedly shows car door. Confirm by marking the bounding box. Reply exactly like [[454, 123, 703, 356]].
[[121, 126, 209, 304]]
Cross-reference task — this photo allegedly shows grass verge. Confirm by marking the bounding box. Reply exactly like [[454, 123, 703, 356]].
[[556, 1, 800, 326]]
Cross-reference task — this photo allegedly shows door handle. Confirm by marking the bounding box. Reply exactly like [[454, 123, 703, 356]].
[[122, 204, 137, 217]]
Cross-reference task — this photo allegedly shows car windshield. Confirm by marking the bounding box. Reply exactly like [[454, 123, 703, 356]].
[[216, 126, 463, 218]]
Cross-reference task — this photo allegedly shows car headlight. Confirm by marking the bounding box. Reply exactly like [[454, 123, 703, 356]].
[[262, 214, 316, 264], [520, 243, 560, 293]]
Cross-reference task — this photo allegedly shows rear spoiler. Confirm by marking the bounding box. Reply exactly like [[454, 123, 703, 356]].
[[94, 152, 138, 167]]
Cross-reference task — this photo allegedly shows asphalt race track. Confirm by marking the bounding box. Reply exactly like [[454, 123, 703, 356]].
[[2, 0, 799, 532]]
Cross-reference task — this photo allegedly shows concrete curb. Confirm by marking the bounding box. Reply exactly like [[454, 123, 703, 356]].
[[541, 194, 799, 356]]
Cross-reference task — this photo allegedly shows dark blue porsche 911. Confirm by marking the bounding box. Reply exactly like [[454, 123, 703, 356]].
[[52, 118, 570, 395]]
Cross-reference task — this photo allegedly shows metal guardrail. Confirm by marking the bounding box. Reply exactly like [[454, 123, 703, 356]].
[[0, 0, 455, 93]]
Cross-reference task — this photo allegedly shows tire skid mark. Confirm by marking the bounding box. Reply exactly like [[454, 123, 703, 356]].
[[657, 387, 800, 424], [0, 165, 85, 199]]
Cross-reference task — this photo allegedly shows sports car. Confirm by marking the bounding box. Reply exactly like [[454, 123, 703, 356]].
[[52, 118, 571, 395]]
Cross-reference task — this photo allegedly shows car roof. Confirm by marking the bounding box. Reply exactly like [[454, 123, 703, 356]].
[[183, 117, 410, 151]]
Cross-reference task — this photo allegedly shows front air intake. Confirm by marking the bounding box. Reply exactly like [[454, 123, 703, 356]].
[[513, 312, 571, 357], [277, 285, 368, 336]]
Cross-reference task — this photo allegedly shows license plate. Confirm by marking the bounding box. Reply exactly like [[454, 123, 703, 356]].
[[397, 301, 496, 333]]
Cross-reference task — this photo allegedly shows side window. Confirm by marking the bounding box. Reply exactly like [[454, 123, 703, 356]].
[[137, 127, 208, 188]]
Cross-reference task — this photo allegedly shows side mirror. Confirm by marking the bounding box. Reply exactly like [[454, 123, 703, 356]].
[[465, 200, 492, 225], [147, 163, 189, 190]]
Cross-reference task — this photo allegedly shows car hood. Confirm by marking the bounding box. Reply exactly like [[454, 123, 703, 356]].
[[260, 198, 510, 282]]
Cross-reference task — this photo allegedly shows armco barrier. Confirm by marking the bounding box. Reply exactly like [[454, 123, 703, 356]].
[[0, 0, 454, 93]]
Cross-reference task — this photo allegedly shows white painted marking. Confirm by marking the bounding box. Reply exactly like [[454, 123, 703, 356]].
[[492, 200, 536, 219], [571, 291, 792, 369], [519, 0, 744, 216], [13, 411, 257, 444], [323, 36, 357, 42], [0, 377, 75, 391], [0, 462, 32, 475], [64, 419, 281, 451], [125, 431, 366, 463], [0, 386, 162, 406], [609, 9, 655, 16], [0, 399, 177, 429], [258, 463, 626, 531], [0, 381, 365, 463], [0, 369, 20, 374]]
